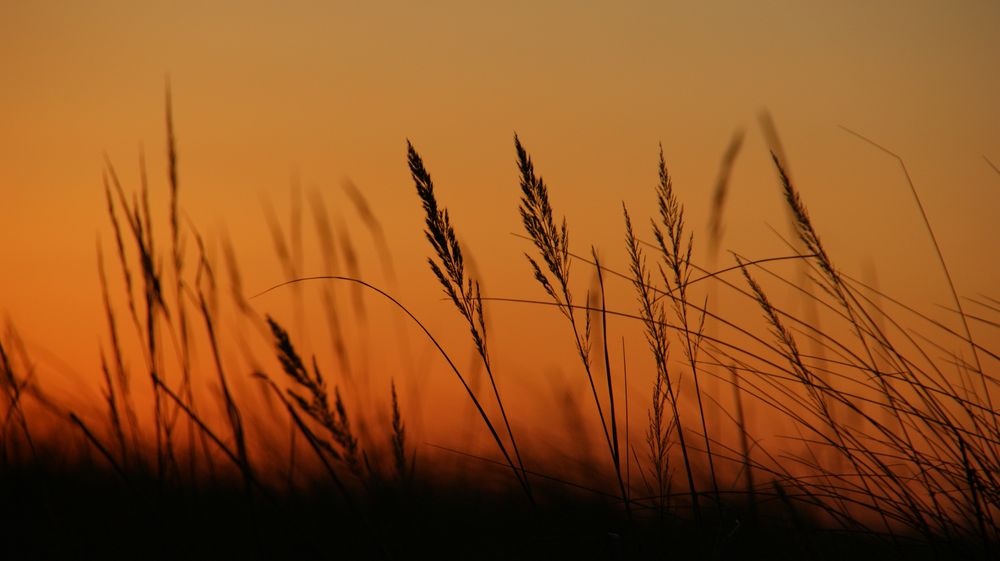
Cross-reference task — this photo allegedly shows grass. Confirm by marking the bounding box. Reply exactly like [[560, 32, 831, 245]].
[[1, 91, 998, 560]]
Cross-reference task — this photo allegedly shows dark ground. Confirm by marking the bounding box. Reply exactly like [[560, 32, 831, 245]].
[[0, 452, 983, 561]]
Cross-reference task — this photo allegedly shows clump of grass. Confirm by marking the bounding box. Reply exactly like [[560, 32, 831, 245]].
[[104, 154, 176, 481], [650, 145, 720, 517], [408, 140, 532, 501], [3, 91, 999, 560], [623, 203, 697, 520], [721, 149, 1000, 556], [515, 134, 628, 512], [265, 316, 362, 479]]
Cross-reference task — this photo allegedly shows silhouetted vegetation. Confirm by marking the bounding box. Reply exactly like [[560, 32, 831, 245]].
[[1, 92, 997, 560]]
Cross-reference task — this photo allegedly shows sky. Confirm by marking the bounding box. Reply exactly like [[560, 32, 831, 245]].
[[1, 1, 998, 458]]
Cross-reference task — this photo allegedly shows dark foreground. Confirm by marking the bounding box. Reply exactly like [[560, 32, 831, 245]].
[[1, 454, 988, 561]]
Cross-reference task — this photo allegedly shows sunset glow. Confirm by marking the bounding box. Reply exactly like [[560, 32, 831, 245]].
[[2, 2, 999, 558]]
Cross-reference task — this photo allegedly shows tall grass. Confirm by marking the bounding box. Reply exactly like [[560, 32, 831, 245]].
[[0, 94, 997, 559]]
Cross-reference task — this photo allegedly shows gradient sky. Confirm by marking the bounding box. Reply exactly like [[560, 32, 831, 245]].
[[1, 2, 998, 447]]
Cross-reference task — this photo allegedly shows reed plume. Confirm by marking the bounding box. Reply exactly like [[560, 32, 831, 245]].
[[514, 134, 627, 507], [407, 140, 532, 501]]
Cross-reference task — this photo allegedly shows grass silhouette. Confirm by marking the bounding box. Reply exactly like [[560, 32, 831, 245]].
[[0, 91, 997, 560]]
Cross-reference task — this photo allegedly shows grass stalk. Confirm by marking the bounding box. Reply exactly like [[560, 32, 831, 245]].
[[407, 140, 533, 503], [624, 204, 699, 521]]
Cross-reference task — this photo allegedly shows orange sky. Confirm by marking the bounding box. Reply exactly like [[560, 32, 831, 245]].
[[2, 2, 999, 470]]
